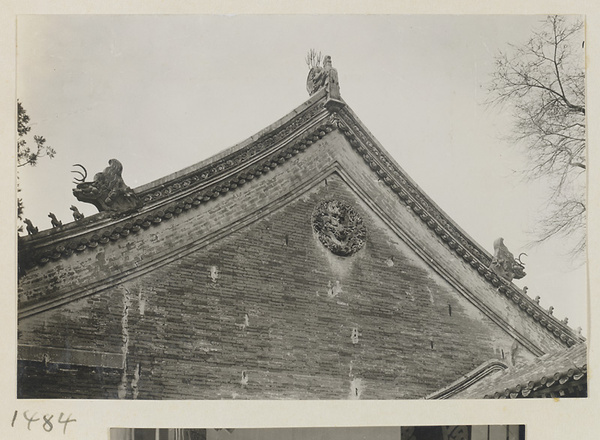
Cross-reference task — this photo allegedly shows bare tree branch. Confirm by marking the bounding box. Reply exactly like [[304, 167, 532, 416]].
[[487, 15, 586, 255]]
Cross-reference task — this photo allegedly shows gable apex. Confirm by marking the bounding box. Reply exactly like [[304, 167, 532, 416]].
[[18, 77, 582, 352]]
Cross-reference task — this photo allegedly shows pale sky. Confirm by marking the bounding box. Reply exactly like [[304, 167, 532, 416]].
[[16, 15, 587, 332]]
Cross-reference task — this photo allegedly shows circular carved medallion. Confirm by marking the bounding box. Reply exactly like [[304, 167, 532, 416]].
[[312, 200, 366, 256]]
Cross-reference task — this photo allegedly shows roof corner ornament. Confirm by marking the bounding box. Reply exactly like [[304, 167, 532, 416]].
[[306, 50, 341, 100], [72, 159, 143, 214], [489, 237, 526, 282]]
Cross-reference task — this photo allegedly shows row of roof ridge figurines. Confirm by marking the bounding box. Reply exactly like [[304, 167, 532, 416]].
[[20, 50, 339, 235]]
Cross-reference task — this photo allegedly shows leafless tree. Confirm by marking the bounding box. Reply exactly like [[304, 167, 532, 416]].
[[488, 15, 586, 255]]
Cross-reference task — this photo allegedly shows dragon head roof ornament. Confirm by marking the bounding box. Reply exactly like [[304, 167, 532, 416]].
[[72, 159, 142, 214], [489, 237, 526, 282]]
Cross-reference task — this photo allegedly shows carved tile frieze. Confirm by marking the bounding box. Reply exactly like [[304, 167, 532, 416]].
[[334, 107, 580, 347], [141, 99, 328, 204]]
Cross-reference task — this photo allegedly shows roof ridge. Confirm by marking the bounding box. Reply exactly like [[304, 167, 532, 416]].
[[135, 89, 328, 196], [18, 95, 584, 347], [332, 106, 584, 347]]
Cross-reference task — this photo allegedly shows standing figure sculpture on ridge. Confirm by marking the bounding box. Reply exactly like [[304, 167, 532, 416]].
[[306, 50, 341, 100]]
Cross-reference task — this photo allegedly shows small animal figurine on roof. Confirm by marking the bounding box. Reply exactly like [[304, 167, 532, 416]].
[[70, 205, 85, 221], [23, 218, 38, 235], [48, 212, 62, 228]]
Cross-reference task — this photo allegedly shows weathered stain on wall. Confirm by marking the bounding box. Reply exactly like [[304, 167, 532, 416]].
[[117, 287, 132, 399]]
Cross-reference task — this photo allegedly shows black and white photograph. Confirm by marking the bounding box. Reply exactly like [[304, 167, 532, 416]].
[[402, 426, 525, 440], [15, 15, 587, 401], [109, 426, 525, 440]]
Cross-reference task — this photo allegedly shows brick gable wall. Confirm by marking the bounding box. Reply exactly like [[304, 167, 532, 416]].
[[18, 130, 565, 399]]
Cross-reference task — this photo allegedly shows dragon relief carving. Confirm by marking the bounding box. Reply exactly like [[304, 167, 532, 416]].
[[72, 159, 142, 214], [489, 237, 526, 282], [312, 200, 366, 256]]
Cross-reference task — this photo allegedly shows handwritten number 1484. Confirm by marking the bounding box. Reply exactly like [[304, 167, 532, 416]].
[[11, 410, 76, 434]]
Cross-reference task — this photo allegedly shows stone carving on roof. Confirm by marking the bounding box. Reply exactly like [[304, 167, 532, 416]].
[[48, 212, 62, 228], [24, 218, 38, 235], [72, 159, 143, 214], [18, 94, 582, 348], [70, 205, 85, 221], [140, 98, 328, 205], [306, 50, 341, 99], [489, 237, 526, 282], [312, 200, 366, 256]]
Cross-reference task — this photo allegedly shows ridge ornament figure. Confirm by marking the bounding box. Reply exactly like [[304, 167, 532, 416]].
[[48, 212, 62, 228], [489, 237, 526, 282], [72, 159, 142, 214], [306, 51, 341, 100], [23, 218, 38, 235], [70, 205, 85, 221]]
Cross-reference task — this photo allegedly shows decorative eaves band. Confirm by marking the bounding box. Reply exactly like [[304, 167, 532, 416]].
[[331, 107, 583, 348], [18, 98, 333, 271], [137, 98, 330, 206], [18, 99, 582, 347]]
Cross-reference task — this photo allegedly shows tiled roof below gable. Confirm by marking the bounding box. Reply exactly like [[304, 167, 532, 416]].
[[446, 343, 587, 399]]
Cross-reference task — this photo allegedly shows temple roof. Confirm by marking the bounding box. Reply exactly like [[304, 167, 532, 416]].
[[446, 343, 587, 399], [17, 64, 584, 350]]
